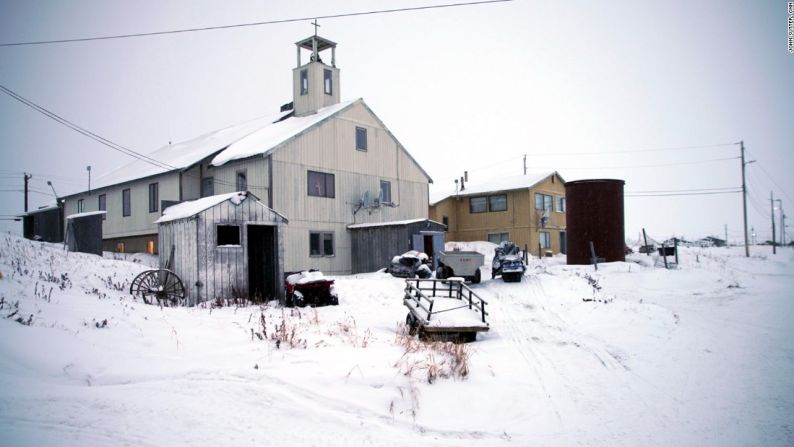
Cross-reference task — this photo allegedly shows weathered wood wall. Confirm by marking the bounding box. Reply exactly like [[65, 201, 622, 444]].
[[350, 220, 446, 274]]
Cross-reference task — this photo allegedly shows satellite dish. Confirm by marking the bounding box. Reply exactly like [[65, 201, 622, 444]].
[[361, 191, 370, 209]]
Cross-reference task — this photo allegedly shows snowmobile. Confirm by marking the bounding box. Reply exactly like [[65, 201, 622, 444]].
[[491, 241, 526, 282], [388, 251, 433, 279]]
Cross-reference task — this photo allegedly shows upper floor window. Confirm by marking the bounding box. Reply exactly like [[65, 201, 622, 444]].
[[307, 170, 335, 198], [324, 69, 332, 95], [148, 182, 159, 213], [556, 196, 566, 213], [488, 194, 507, 212], [300, 69, 308, 95], [356, 127, 367, 151], [469, 196, 487, 213], [442, 215, 449, 230], [122, 188, 131, 217], [98, 194, 106, 220], [380, 180, 392, 204], [201, 177, 214, 198], [535, 193, 553, 211], [77, 199, 84, 213], [236, 170, 247, 192]]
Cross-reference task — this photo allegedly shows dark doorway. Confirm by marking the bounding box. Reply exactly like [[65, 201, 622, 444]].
[[560, 231, 567, 255], [248, 225, 277, 301], [423, 234, 434, 265]]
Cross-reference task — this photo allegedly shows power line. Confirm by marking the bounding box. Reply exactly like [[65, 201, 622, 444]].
[[541, 156, 740, 170], [0, 0, 512, 47], [625, 186, 740, 194], [625, 190, 741, 197], [527, 142, 739, 157], [0, 84, 177, 172]]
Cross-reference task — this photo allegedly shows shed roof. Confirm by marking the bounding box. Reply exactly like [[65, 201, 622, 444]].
[[347, 218, 444, 230], [429, 171, 564, 205], [154, 191, 286, 224], [65, 211, 107, 220]]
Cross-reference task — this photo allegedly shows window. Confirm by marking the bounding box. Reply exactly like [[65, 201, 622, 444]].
[[201, 177, 214, 198], [146, 240, 156, 255], [539, 231, 551, 249], [149, 183, 159, 213], [116, 242, 125, 253], [98, 194, 106, 220], [236, 170, 247, 192], [469, 196, 487, 213], [489, 194, 507, 212], [77, 199, 84, 213], [307, 170, 335, 198], [488, 232, 510, 244], [324, 69, 332, 95], [356, 127, 367, 151], [217, 225, 241, 246], [380, 180, 392, 204], [535, 193, 553, 211], [122, 189, 131, 217], [442, 216, 449, 230], [310, 232, 334, 256], [300, 69, 308, 95], [556, 196, 566, 213]]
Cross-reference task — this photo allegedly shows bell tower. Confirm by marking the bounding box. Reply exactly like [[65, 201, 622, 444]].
[[292, 30, 340, 117]]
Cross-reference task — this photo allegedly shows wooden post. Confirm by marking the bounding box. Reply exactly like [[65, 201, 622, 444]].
[[537, 243, 542, 259], [524, 244, 528, 264], [661, 242, 668, 269], [674, 238, 679, 265], [642, 228, 650, 256], [589, 241, 598, 271]]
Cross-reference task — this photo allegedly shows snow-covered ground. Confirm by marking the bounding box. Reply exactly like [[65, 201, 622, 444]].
[[1, 233, 792, 446]]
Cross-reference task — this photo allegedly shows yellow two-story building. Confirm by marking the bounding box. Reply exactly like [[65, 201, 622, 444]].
[[429, 172, 567, 255]]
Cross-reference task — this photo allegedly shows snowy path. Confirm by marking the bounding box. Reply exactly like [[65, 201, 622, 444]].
[[1, 235, 793, 446]]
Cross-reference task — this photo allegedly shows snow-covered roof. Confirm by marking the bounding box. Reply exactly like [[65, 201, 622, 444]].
[[429, 171, 563, 205], [65, 211, 107, 220], [211, 99, 357, 166], [155, 192, 249, 224], [347, 218, 443, 229], [87, 100, 358, 193], [22, 203, 60, 216]]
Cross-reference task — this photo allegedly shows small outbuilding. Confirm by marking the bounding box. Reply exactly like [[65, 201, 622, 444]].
[[22, 203, 64, 243], [65, 211, 106, 256], [155, 191, 287, 306], [348, 218, 446, 273]]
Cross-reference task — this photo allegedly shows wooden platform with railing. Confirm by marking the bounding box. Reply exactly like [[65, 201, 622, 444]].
[[403, 278, 489, 341]]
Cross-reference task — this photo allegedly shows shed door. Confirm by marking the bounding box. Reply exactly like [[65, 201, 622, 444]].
[[411, 234, 423, 253], [248, 225, 277, 301]]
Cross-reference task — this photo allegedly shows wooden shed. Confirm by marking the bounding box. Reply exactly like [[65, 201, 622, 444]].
[[155, 192, 287, 306], [65, 211, 106, 256], [348, 218, 446, 274], [22, 203, 64, 243]]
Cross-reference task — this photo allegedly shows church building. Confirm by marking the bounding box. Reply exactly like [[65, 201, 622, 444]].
[[61, 33, 433, 275]]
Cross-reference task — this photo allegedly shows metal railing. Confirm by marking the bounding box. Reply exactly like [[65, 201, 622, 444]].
[[403, 278, 488, 323]]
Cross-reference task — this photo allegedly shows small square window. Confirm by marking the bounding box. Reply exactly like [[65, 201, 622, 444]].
[[217, 225, 240, 246], [535, 193, 553, 211], [556, 196, 566, 213], [539, 231, 551, 249], [236, 171, 247, 192], [489, 194, 507, 212], [310, 232, 334, 256], [469, 197, 487, 213], [307, 170, 335, 198], [356, 127, 367, 151]]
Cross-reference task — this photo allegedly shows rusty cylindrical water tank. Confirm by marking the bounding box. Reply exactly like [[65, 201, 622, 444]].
[[565, 179, 625, 265]]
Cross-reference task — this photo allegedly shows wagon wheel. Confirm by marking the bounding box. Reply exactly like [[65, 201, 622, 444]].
[[131, 269, 185, 306], [129, 270, 151, 296]]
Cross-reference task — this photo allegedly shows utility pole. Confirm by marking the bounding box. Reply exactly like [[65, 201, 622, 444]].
[[23, 172, 32, 212], [770, 191, 776, 255], [724, 224, 728, 246], [775, 199, 785, 247], [523, 154, 527, 175], [740, 141, 753, 257], [87, 165, 91, 196]]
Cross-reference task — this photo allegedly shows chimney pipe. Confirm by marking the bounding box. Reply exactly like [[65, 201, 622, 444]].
[[464, 171, 468, 182], [460, 176, 465, 191]]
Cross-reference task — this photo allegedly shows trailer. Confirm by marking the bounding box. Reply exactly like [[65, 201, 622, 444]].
[[284, 271, 339, 307], [403, 278, 489, 342], [435, 250, 484, 283]]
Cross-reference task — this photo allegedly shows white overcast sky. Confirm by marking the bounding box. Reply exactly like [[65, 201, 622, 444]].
[[1, 0, 792, 244]]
